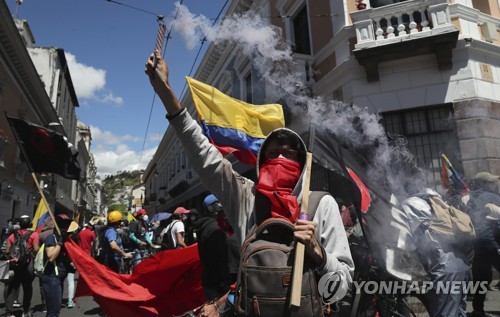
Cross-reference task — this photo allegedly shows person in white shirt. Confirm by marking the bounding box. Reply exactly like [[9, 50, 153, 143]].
[[161, 207, 190, 249]]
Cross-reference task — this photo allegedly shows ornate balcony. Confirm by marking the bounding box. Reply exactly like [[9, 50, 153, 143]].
[[351, 0, 459, 81]]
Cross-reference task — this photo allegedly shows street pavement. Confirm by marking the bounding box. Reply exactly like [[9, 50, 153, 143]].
[[0, 273, 100, 317], [0, 274, 500, 316], [467, 280, 500, 316]]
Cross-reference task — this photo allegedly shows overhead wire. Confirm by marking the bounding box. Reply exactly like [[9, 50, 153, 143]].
[[104, 0, 163, 17], [178, 0, 230, 99], [138, 0, 229, 170], [102, 0, 236, 170], [137, 3, 183, 170]]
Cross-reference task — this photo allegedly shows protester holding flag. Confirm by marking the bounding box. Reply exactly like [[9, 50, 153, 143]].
[[145, 50, 354, 309], [41, 214, 78, 317], [37, 217, 56, 313]]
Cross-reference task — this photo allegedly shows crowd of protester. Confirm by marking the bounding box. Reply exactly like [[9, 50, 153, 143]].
[[0, 167, 498, 317]]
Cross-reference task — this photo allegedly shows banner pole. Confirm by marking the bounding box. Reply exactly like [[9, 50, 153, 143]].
[[290, 151, 313, 308], [31, 172, 61, 235]]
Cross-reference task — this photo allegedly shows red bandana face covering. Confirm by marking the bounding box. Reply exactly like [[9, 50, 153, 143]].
[[255, 157, 302, 222]]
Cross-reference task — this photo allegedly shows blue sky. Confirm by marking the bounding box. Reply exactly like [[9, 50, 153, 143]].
[[6, 0, 229, 177]]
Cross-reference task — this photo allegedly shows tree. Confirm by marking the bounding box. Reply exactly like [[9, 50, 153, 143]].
[[108, 203, 127, 213]]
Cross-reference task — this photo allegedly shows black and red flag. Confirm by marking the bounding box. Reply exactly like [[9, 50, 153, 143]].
[[6, 115, 81, 180], [311, 128, 427, 281]]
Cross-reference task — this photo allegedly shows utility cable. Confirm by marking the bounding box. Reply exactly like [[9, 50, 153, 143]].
[[104, 0, 163, 17], [137, 2, 183, 170], [179, 0, 230, 99]]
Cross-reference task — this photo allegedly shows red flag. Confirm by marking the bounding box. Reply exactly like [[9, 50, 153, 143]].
[[66, 240, 205, 317], [346, 168, 371, 213], [6, 115, 81, 180]]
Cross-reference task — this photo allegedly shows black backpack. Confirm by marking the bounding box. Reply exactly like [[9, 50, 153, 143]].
[[10, 230, 33, 269], [91, 228, 107, 263], [161, 220, 179, 250], [120, 227, 132, 250], [234, 191, 328, 317]]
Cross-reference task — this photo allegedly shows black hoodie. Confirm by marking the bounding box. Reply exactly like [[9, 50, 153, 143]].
[[193, 217, 232, 300]]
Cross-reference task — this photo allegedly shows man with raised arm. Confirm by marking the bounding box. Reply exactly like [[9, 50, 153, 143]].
[[145, 50, 353, 316]]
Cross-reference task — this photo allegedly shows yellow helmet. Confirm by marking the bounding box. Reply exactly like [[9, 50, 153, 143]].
[[107, 211, 123, 224]]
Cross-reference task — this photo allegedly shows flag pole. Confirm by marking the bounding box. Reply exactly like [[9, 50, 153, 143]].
[[290, 151, 313, 308], [31, 173, 61, 235], [441, 153, 470, 194], [4, 113, 61, 235]]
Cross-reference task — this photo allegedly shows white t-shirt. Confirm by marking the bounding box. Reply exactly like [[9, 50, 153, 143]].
[[161, 221, 185, 248]]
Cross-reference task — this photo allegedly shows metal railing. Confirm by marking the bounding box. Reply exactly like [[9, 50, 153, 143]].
[[351, 0, 456, 49]]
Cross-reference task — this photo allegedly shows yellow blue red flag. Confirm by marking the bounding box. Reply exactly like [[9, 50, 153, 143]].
[[31, 199, 50, 232], [186, 77, 285, 165], [441, 154, 470, 196]]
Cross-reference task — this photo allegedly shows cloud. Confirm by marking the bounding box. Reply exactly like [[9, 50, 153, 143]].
[[90, 125, 141, 145], [148, 133, 163, 143], [65, 52, 124, 106], [101, 93, 124, 105], [93, 145, 157, 177], [89, 126, 155, 177]]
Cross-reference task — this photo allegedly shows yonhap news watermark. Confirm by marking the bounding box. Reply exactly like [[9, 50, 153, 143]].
[[318, 271, 489, 305], [352, 280, 488, 295]]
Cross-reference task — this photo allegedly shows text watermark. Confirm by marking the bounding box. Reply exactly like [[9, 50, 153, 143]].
[[352, 280, 488, 295], [318, 274, 489, 305]]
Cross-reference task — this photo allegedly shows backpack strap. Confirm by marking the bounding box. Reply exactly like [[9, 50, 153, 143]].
[[50, 234, 59, 276], [39, 243, 50, 273], [255, 218, 295, 238], [164, 220, 179, 236], [22, 230, 33, 247], [306, 191, 330, 220]]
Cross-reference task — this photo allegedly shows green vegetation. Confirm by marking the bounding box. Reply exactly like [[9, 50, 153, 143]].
[[102, 170, 143, 211], [107, 203, 128, 213]]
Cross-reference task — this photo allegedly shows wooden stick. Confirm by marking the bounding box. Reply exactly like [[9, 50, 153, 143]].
[[31, 172, 61, 235], [290, 152, 313, 308]]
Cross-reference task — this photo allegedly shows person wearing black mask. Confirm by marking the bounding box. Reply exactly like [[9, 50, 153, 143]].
[[194, 194, 241, 317], [41, 214, 77, 317]]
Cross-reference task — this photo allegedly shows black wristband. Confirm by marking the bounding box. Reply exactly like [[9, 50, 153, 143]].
[[165, 107, 185, 120]]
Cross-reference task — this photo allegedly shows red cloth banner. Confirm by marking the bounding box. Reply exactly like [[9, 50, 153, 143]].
[[66, 240, 205, 317]]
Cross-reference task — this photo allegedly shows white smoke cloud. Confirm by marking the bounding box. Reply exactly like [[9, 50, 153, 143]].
[[169, 3, 428, 198]]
